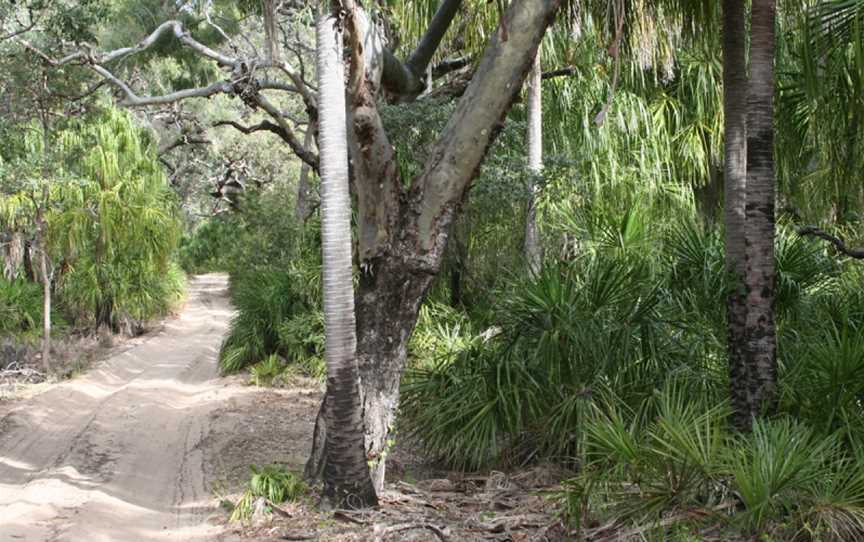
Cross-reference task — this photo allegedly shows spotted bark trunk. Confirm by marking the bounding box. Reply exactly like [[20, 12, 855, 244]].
[[743, 0, 778, 419], [722, 0, 751, 430]]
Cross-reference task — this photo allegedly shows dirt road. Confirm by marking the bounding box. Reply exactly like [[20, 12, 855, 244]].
[[0, 274, 256, 542]]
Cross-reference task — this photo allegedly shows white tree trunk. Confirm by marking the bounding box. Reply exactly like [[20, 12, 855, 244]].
[[524, 47, 543, 274], [316, 14, 377, 508]]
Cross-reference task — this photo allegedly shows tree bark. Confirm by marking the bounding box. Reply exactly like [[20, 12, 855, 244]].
[[722, 0, 750, 431], [316, 14, 378, 508], [524, 48, 543, 275], [743, 0, 778, 419]]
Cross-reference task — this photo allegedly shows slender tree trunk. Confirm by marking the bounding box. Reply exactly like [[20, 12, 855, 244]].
[[743, 0, 778, 418], [23, 240, 34, 281], [38, 243, 50, 372], [316, 15, 377, 508], [524, 48, 543, 275], [295, 126, 316, 222], [722, 0, 750, 431], [34, 190, 51, 372]]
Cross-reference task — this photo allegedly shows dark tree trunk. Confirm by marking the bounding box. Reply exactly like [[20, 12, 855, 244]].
[[305, 254, 435, 490], [722, 0, 751, 431], [743, 0, 778, 419], [23, 240, 34, 282], [694, 161, 723, 226]]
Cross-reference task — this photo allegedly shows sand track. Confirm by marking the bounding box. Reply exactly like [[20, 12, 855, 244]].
[[0, 274, 249, 542]]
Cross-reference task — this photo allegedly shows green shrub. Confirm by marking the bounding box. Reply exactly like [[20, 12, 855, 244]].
[[179, 219, 234, 273], [220, 264, 322, 375], [229, 464, 306, 523], [0, 277, 45, 336]]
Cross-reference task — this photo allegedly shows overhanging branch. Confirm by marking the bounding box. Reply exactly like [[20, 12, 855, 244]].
[[799, 226, 864, 259], [213, 117, 319, 173]]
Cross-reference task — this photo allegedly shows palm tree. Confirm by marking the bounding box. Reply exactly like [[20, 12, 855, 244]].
[[524, 46, 543, 275], [743, 0, 778, 418], [315, 14, 378, 508], [722, 0, 750, 430]]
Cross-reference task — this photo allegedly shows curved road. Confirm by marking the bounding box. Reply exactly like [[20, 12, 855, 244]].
[[0, 274, 238, 541]]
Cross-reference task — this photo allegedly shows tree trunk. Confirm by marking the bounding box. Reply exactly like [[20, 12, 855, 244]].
[[306, 0, 561, 501], [34, 191, 51, 373], [23, 239, 34, 281], [38, 243, 51, 372], [743, 0, 778, 419], [295, 125, 316, 222], [2, 231, 24, 280], [694, 161, 723, 226], [722, 0, 750, 431], [316, 14, 377, 508], [524, 48, 543, 275]]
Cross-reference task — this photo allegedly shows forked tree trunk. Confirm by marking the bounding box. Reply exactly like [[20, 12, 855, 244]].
[[722, 0, 751, 430], [306, 0, 561, 499], [306, 0, 559, 502], [524, 47, 543, 275], [316, 15, 378, 508], [743, 0, 778, 418]]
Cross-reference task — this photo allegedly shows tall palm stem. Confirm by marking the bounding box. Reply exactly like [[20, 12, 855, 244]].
[[316, 14, 378, 508]]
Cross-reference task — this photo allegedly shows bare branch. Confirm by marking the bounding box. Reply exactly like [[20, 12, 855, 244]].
[[432, 57, 471, 78], [97, 21, 238, 67], [213, 117, 319, 173], [542, 66, 578, 79], [406, 0, 463, 76], [91, 64, 234, 106], [799, 226, 864, 259], [158, 134, 211, 156]]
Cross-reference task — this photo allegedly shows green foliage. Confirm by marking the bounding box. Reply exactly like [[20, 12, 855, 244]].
[[229, 464, 306, 523], [179, 219, 234, 273], [48, 109, 184, 331], [0, 109, 183, 334], [249, 354, 291, 387], [0, 277, 58, 338]]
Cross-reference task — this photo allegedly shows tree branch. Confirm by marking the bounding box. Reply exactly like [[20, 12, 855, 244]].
[[157, 134, 211, 156], [406, 0, 463, 77], [432, 56, 471, 78], [90, 65, 235, 106], [382, 0, 463, 99], [798, 226, 864, 259], [408, 0, 561, 267], [212, 118, 319, 174], [542, 66, 577, 79]]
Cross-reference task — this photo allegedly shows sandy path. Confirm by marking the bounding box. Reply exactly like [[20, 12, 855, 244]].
[[0, 274, 252, 542]]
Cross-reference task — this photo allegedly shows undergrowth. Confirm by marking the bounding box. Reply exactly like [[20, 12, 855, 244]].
[[228, 464, 307, 523]]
